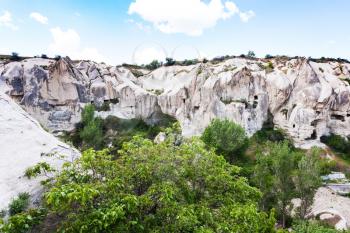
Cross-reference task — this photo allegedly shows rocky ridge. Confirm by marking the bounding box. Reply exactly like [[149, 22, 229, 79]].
[[1, 56, 350, 147]]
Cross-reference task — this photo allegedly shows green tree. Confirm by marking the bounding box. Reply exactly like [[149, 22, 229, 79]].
[[165, 57, 176, 66], [201, 119, 247, 162], [294, 148, 322, 220], [40, 136, 275, 232], [254, 141, 299, 228], [79, 104, 104, 150], [145, 60, 161, 70], [247, 51, 256, 58]]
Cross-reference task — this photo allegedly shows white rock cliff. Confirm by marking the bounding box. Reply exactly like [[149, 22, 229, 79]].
[[2, 56, 350, 147]]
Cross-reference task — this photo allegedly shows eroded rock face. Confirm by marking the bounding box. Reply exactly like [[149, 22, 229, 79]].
[[0, 82, 79, 211], [2, 57, 350, 145]]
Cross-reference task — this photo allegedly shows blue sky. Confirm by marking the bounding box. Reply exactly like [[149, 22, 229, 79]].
[[0, 0, 349, 65]]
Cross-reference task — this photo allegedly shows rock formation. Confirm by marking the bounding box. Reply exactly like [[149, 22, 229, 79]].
[[0, 81, 79, 211], [1, 56, 350, 147]]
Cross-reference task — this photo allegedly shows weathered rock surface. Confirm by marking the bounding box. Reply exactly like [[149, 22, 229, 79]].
[[1, 57, 350, 145], [310, 187, 350, 230], [0, 81, 79, 211]]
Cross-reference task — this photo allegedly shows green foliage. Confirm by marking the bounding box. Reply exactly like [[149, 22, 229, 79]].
[[0, 208, 46, 233], [321, 134, 350, 157], [319, 159, 337, 175], [8, 193, 30, 216], [145, 60, 161, 70], [42, 137, 275, 232], [201, 119, 248, 162], [294, 148, 322, 219], [64, 104, 177, 153], [95, 101, 111, 112], [10, 52, 20, 61], [79, 105, 104, 150], [251, 127, 287, 144], [165, 57, 176, 66], [247, 51, 256, 58], [265, 61, 274, 73], [253, 142, 323, 228], [54, 55, 61, 61], [292, 220, 343, 233], [181, 59, 199, 66], [24, 162, 55, 179], [253, 141, 302, 228]]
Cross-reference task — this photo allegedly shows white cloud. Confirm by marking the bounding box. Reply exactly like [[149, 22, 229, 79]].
[[127, 19, 152, 33], [49, 27, 80, 54], [48, 27, 106, 63], [80, 48, 105, 63], [133, 47, 166, 64], [239, 10, 255, 22], [0, 11, 18, 30], [30, 12, 48, 24], [128, 0, 255, 36]]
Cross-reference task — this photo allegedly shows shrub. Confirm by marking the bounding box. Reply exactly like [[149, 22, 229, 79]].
[[95, 101, 111, 112], [247, 51, 256, 58], [10, 52, 20, 61], [9, 193, 30, 216], [41, 54, 48, 59], [320, 134, 350, 156], [79, 105, 104, 150], [251, 127, 287, 143], [164, 57, 176, 66], [0, 208, 46, 233], [201, 119, 248, 162], [41, 137, 275, 232], [145, 60, 161, 70], [63, 105, 177, 152], [54, 55, 61, 61], [292, 220, 341, 233]]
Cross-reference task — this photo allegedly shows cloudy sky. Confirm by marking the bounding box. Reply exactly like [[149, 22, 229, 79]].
[[0, 0, 349, 65]]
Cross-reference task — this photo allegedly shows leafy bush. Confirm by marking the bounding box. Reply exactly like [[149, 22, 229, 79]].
[[95, 101, 111, 112], [164, 57, 176, 66], [10, 52, 20, 61], [54, 55, 61, 61], [79, 105, 104, 150], [64, 105, 177, 152], [292, 220, 341, 233], [8, 193, 30, 216], [41, 136, 275, 232], [251, 127, 287, 143], [144, 60, 161, 70], [41, 54, 48, 59], [320, 134, 350, 156], [201, 119, 248, 162], [0, 208, 46, 233], [247, 51, 256, 58]]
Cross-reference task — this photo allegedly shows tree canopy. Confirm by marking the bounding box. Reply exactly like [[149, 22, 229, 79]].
[[30, 135, 275, 232], [201, 119, 248, 162]]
